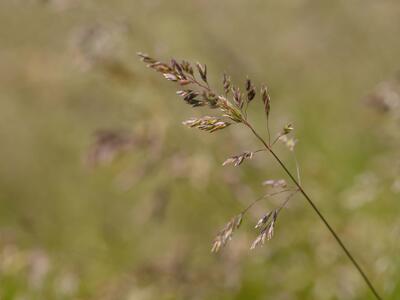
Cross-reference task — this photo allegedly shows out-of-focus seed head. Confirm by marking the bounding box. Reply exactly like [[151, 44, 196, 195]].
[[255, 212, 272, 229], [211, 213, 243, 253], [283, 123, 294, 135], [279, 135, 297, 151], [251, 210, 278, 249], [137, 52, 157, 64], [222, 151, 253, 167], [262, 179, 287, 188]]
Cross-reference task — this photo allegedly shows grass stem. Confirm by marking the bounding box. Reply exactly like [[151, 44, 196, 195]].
[[243, 120, 382, 300]]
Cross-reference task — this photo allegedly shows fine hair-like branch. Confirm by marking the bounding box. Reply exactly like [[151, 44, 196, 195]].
[[137, 52, 382, 300]]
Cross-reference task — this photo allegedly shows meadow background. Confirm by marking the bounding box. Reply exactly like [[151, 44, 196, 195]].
[[1, 1, 400, 299]]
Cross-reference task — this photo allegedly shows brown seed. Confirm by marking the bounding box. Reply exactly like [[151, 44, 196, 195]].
[[223, 73, 231, 95], [261, 85, 271, 118], [246, 78, 256, 102], [196, 62, 208, 83]]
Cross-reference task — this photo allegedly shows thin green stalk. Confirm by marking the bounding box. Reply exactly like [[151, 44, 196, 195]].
[[243, 119, 382, 300], [266, 117, 271, 146]]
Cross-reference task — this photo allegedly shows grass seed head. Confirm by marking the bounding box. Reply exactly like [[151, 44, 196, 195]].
[[211, 214, 243, 253], [262, 179, 287, 188], [182, 116, 231, 133], [223, 73, 231, 95], [246, 77, 256, 102], [261, 85, 271, 118], [222, 151, 253, 167]]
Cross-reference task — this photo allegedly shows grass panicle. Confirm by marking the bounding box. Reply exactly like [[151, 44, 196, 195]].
[[138, 52, 382, 300]]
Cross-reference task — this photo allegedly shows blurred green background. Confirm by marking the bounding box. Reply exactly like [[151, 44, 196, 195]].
[[1, 1, 400, 299]]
